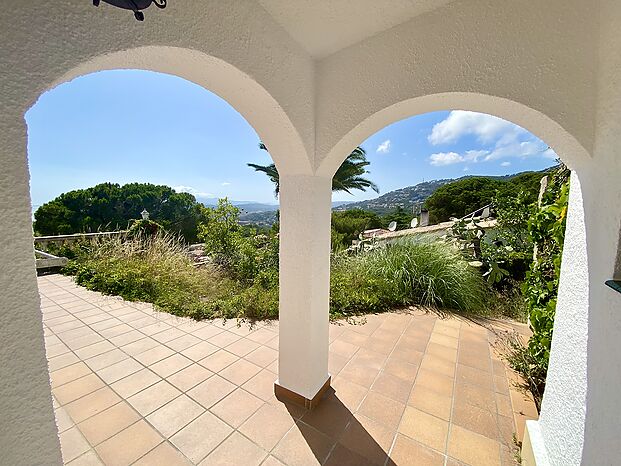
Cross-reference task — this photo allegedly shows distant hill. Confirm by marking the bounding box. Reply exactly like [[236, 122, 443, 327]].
[[332, 179, 453, 215], [332, 171, 545, 216]]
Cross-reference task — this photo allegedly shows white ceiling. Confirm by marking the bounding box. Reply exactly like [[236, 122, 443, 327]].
[[258, 0, 455, 58]]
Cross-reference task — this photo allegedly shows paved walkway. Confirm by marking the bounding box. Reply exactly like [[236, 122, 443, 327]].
[[39, 274, 537, 466]]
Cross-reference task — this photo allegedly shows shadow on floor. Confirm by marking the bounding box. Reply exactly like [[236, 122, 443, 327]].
[[281, 388, 397, 466]]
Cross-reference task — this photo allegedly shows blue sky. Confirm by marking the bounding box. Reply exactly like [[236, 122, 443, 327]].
[[26, 70, 557, 209]]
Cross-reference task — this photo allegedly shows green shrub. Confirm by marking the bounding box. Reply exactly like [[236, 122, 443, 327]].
[[330, 238, 488, 317]]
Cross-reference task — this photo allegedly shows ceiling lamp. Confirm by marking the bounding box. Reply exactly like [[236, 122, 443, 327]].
[[93, 0, 167, 21]]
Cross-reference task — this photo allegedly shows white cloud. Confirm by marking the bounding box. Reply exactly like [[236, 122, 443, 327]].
[[376, 139, 391, 153], [428, 111, 524, 146], [221, 182, 231, 186], [463, 167, 470, 172], [429, 152, 464, 166], [501, 161, 511, 167], [173, 185, 214, 198], [426, 111, 554, 167]]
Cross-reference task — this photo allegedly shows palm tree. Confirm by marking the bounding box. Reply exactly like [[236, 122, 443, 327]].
[[248, 143, 379, 197]]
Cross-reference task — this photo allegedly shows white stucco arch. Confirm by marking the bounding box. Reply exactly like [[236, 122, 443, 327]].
[[317, 92, 592, 178], [30, 46, 311, 175], [316, 90, 594, 465]]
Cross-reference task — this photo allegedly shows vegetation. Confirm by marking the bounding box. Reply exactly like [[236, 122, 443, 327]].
[[506, 166, 569, 409], [330, 238, 488, 317], [424, 172, 544, 223], [248, 144, 379, 196], [330, 209, 382, 251], [34, 182, 208, 242], [60, 197, 499, 322]]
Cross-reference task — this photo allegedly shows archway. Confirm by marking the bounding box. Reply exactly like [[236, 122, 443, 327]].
[[318, 92, 592, 464]]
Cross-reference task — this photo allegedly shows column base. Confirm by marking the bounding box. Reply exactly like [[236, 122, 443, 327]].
[[274, 375, 331, 410], [521, 420, 550, 466]]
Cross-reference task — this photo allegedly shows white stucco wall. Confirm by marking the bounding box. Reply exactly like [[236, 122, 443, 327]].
[[1, 0, 620, 464]]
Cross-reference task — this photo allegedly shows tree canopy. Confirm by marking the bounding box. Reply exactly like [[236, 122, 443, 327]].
[[424, 172, 546, 223], [33, 182, 207, 242]]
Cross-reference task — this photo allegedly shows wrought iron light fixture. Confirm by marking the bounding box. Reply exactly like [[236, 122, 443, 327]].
[[93, 0, 167, 21]]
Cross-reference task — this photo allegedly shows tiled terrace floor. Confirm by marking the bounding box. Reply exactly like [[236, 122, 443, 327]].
[[39, 274, 537, 466]]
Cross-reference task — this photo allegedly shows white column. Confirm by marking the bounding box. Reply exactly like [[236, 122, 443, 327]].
[[276, 174, 332, 401], [0, 118, 62, 464]]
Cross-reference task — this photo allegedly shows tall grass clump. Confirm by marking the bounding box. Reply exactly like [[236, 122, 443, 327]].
[[63, 232, 242, 320], [330, 238, 488, 317]]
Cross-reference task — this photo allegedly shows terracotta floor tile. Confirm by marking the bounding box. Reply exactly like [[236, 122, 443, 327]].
[[209, 330, 241, 348], [199, 350, 239, 373], [77, 401, 140, 446], [300, 392, 353, 438], [242, 369, 277, 401], [338, 329, 370, 347], [458, 348, 492, 373], [134, 345, 176, 366], [84, 349, 128, 371], [108, 329, 144, 347], [384, 357, 420, 382], [339, 362, 380, 388], [167, 333, 202, 352], [181, 341, 218, 361], [188, 374, 236, 408], [59, 426, 91, 462], [95, 420, 163, 466], [66, 450, 103, 465], [74, 341, 115, 360], [497, 414, 515, 447], [261, 455, 287, 466], [225, 337, 261, 357], [64, 387, 121, 423], [399, 406, 448, 452], [329, 339, 360, 359], [447, 425, 502, 466], [200, 431, 267, 466], [239, 402, 295, 450], [351, 348, 387, 371], [496, 393, 513, 418], [429, 333, 459, 349], [170, 412, 233, 464], [219, 358, 262, 385], [272, 421, 335, 466], [427, 342, 458, 363], [167, 363, 213, 392], [147, 394, 205, 437], [371, 371, 413, 404], [120, 337, 160, 356], [110, 368, 161, 398], [55, 406, 75, 433], [96, 357, 143, 384], [210, 388, 264, 427], [408, 384, 452, 421], [54, 373, 105, 405], [151, 327, 186, 344], [358, 391, 406, 430], [191, 324, 225, 340], [454, 383, 497, 412], [51, 362, 92, 388], [324, 443, 379, 466], [331, 378, 368, 411], [127, 380, 181, 416], [452, 401, 500, 441], [339, 414, 395, 465], [149, 353, 193, 378], [133, 442, 192, 466], [48, 352, 81, 372], [456, 364, 494, 391], [390, 433, 445, 466], [420, 354, 456, 379], [245, 345, 279, 367]]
